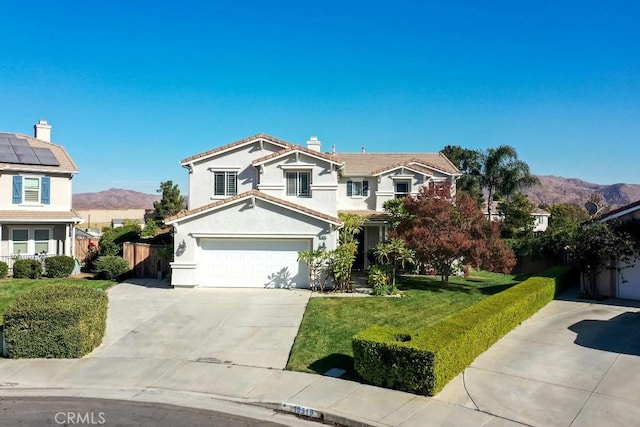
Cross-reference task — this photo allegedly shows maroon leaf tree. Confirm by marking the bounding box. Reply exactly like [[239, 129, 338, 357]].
[[394, 184, 515, 284]]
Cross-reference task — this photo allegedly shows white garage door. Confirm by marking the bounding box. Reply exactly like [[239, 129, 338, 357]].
[[618, 262, 640, 300], [199, 238, 311, 288]]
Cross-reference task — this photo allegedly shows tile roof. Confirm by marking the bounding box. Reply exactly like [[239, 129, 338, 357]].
[[370, 159, 439, 176], [598, 199, 640, 222], [180, 133, 295, 165], [0, 132, 78, 173], [165, 190, 342, 225], [252, 145, 344, 166], [0, 210, 83, 222], [338, 210, 391, 221], [333, 153, 460, 176]]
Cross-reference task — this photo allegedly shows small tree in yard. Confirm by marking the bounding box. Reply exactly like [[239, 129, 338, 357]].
[[572, 223, 637, 297], [297, 248, 330, 292], [329, 213, 366, 292], [395, 185, 515, 284], [373, 238, 416, 291], [153, 181, 186, 222]]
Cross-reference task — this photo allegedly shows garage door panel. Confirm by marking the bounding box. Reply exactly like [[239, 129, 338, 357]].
[[199, 238, 310, 288]]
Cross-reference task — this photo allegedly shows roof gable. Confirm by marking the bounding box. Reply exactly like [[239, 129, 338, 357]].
[[181, 134, 294, 165], [252, 146, 344, 167], [165, 190, 342, 226], [334, 153, 460, 177]]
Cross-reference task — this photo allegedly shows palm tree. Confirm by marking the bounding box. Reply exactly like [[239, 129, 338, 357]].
[[480, 145, 539, 219]]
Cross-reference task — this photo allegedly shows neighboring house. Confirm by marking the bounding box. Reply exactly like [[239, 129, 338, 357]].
[[0, 121, 82, 264], [166, 134, 460, 288], [484, 201, 551, 233], [589, 200, 640, 300]]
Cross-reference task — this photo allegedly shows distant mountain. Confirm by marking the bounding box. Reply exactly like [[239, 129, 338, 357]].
[[73, 188, 160, 210], [524, 176, 640, 209]]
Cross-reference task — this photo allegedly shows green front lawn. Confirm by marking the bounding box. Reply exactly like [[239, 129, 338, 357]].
[[0, 277, 115, 324], [286, 270, 522, 379]]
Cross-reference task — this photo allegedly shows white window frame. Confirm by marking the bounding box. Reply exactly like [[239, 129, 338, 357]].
[[351, 179, 364, 197], [9, 227, 54, 256], [23, 176, 42, 204], [286, 171, 311, 197], [213, 171, 238, 197], [394, 180, 411, 198]]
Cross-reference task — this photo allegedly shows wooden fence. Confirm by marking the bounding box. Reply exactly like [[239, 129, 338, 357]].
[[122, 242, 170, 279], [75, 238, 98, 262]]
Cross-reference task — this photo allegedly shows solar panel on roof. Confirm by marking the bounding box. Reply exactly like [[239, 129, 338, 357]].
[[33, 147, 60, 166], [13, 145, 33, 154], [17, 153, 40, 164], [8, 138, 28, 146], [0, 152, 19, 163], [0, 144, 15, 153], [0, 137, 11, 146]]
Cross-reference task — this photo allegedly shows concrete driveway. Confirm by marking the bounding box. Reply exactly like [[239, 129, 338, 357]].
[[436, 291, 640, 427], [90, 280, 311, 369]]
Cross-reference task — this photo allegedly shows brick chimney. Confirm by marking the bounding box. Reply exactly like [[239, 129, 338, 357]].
[[34, 120, 51, 142], [306, 136, 321, 152]]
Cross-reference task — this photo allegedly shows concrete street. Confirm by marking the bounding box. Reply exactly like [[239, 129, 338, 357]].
[[0, 280, 639, 426]]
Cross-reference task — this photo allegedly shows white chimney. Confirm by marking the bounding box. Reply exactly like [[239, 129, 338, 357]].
[[306, 136, 321, 152], [34, 120, 52, 142]]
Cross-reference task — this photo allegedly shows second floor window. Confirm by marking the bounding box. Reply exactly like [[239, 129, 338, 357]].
[[347, 180, 369, 197], [214, 171, 237, 196], [286, 171, 310, 197], [12, 175, 50, 205], [394, 180, 411, 198]]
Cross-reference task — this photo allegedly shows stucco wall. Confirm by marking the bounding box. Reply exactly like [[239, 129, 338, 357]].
[[172, 198, 338, 267], [187, 141, 282, 209], [0, 172, 72, 211]]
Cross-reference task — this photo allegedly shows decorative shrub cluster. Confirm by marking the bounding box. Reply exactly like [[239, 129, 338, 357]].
[[12, 259, 43, 279], [93, 255, 129, 280], [352, 266, 572, 396], [4, 285, 108, 358], [0, 261, 8, 279], [44, 256, 76, 278]]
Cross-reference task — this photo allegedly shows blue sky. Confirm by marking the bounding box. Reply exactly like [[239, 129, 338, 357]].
[[1, 1, 639, 194]]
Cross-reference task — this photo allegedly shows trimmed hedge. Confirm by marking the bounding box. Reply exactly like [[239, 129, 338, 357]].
[[12, 259, 43, 279], [93, 255, 129, 280], [4, 285, 108, 358], [352, 266, 572, 396], [44, 256, 76, 278]]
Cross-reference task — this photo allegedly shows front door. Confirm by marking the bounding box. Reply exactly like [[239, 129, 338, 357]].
[[354, 229, 365, 270]]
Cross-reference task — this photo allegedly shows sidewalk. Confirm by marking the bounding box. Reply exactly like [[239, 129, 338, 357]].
[[0, 356, 520, 426]]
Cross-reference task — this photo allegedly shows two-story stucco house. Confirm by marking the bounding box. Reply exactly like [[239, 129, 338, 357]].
[[0, 121, 81, 266], [166, 134, 460, 288]]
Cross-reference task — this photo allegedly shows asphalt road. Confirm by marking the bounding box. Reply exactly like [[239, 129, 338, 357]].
[[0, 396, 289, 426]]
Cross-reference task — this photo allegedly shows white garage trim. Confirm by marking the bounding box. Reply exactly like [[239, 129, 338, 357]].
[[191, 232, 318, 238], [198, 238, 311, 288]]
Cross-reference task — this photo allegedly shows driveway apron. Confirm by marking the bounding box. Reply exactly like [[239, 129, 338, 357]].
[[90, 281, 311, 370], [436, 293, 640, 427]]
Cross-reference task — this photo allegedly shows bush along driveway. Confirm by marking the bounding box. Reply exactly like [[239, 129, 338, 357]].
[[286, 270, 522, 380]]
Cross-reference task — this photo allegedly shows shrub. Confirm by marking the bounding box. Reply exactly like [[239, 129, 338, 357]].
[[4, 285, 108, 358], [368, 265, 391, 296], [44, 256, 76, 278], [0, 261, 8, 279], [93, 255, 129, 280], [12, 259, 43, 279], [352, 266, 572, 396]]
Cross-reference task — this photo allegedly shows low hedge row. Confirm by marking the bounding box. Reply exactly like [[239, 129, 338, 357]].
[[4, 285, 108, 358], [352, 266, 572, 396]]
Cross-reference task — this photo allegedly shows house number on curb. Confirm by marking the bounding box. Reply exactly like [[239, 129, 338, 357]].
[[280, 403, 322, 419]]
